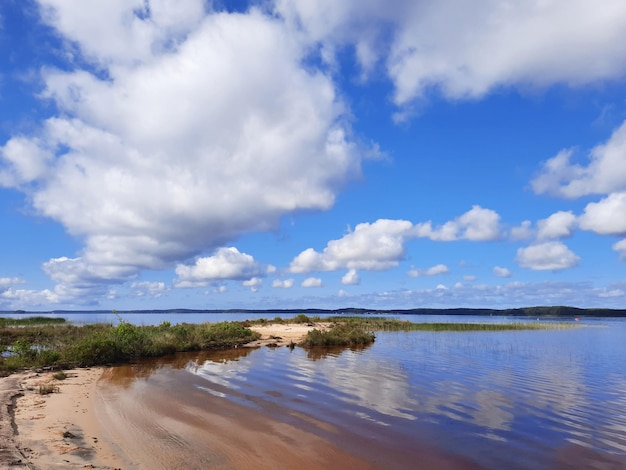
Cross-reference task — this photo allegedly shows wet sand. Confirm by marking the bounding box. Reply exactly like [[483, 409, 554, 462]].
[[6, 368, 124, 469], [93, 362, 485, 470]]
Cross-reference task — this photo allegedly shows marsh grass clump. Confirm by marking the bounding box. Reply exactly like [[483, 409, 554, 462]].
[[53, 371, 68, 380], [301, 324, 376, 347], [38, 383, 59, 395]]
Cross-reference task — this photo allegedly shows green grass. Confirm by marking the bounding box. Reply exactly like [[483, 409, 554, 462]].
[[0, 316, 66, 327], [324, 317, 576, 332], [0, 319, 260, 374], [300, 324, 376, 347]]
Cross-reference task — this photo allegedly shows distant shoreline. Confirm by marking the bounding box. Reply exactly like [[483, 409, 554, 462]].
[[5, 306, 626, 317]]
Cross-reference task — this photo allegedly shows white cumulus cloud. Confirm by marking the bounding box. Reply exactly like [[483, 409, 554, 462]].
[[408, 264, 449, 278], [0, 4, 362, 296], [341, 269, 360, 285], [532, 121, 626, 198], [612, 239, 626, 260], [131, 281, 167, 297], [276, 0, 626, 107], [302, 277, 323, 288], [243, 277, 262, 292], [414, 206, 502, 241], [493, 266, 512, 278], [272, 279, 295, 289], [509, 220, 534, 241], [290, 219, 414, 273], [536, 211, 577, 240], [516, 241, 580, 271], [578, 192, 626, 236], [175, 247, 262, 288]]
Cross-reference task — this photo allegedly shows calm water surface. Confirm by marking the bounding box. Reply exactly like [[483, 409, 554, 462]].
[[11, 312, 626, 468]]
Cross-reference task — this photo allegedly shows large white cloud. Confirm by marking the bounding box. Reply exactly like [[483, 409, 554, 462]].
[[276, 0, 626, 106], [532, 121, 626, 198], [0, 4, 363, 293], [516, 241, 580, 271], [290, 219, 415, 273], [174, 247, 262, 288]]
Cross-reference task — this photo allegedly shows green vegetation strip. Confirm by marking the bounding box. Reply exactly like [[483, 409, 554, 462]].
[[0, 319, 259, 375], [325, 317, 578, 332], [0, 316, 66, 327]]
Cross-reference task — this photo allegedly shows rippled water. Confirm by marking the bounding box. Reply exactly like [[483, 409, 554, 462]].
[[95, 316, 626, 469]]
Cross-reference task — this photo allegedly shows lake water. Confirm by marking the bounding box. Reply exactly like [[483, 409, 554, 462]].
[[10, 312, 626, 468]]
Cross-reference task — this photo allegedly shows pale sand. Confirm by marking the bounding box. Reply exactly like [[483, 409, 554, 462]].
[[246, 322, 331, 347], [11, 368, 124, 470]]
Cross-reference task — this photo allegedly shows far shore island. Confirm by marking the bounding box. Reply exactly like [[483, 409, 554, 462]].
[[5, 305, 626, 317]]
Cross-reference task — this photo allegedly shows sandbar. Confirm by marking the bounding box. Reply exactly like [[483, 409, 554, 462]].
[[246, 321, 331, 347]]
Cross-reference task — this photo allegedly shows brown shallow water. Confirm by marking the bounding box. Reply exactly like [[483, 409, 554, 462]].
[[94, 318, 626, 469], [95, 350, 482, 469]]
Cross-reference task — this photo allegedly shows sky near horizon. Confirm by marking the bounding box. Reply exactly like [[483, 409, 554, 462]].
[[1, 0, 626, 311]]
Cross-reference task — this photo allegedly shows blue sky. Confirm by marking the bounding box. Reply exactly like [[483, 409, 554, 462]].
[[1, 0, 626, 311]]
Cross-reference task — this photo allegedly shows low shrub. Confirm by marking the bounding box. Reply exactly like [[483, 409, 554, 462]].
[[301, 325, 375, 347]]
